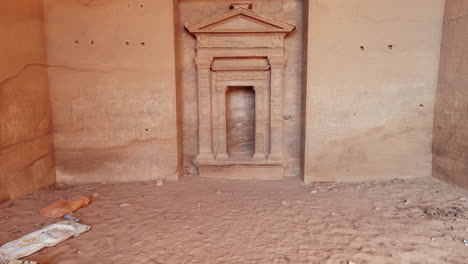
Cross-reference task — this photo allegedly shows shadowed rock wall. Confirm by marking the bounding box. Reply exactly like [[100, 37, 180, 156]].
[[43, 0, 180, 183], [303, 0, 445, 183], [433, 0, 468, 188], [0, 0, 56, 201]]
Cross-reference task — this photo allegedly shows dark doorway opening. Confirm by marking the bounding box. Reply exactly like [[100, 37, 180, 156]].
[[226, 86, 255, 158]]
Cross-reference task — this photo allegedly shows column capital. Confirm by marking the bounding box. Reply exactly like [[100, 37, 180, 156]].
[[216, 85, 227, 92], [268, 56, 287, 68], [253, 86, 265, 92], [195, 57, 213, 68]]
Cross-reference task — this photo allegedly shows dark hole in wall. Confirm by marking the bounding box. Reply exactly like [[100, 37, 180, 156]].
[[226, 86, 255, 158]]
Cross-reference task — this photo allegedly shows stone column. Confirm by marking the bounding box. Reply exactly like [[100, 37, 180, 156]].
[[194, 57, 214, 161], [216, 84, 229, 160], [268, 56, 286, 161], [253, 85, 266, 160]]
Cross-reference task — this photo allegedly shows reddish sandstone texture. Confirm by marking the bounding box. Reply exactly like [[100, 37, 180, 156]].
[[433, 0, 468, 189], [43, 0, 180, 184], [0, 0, 56, 201], [303, 0, 445, 183]]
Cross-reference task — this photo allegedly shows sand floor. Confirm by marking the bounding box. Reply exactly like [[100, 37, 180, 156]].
[[1, 176, 468, 264]]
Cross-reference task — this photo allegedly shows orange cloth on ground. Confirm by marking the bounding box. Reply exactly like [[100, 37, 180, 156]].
[[40, 196, 90, 218]]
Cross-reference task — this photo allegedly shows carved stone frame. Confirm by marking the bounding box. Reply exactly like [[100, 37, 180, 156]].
[[186, 5, 295, 180]]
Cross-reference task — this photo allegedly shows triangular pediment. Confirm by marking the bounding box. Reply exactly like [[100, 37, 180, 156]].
[[185, 7, 295, 34], [204, 14, 282, 31]]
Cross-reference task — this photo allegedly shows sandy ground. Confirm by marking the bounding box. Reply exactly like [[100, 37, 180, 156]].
[[1, 176, 468, 264]]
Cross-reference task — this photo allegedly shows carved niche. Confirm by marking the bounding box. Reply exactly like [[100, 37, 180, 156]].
[[185, 3, 295, 180]]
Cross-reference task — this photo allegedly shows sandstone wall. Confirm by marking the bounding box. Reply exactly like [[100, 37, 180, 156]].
[[178, 0, 304, 177], [0, 0, 56, 200], [43, 0, 180, 183], [303, 0, 445, 183], [433, 0, 468, 188]]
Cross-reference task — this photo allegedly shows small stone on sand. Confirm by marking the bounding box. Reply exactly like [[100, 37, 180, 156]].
[[120, 203, 131, 207], [217, 190, 222, 194], [310, 190, 318, 194], [281, 200, 288, 205], [92, 193, 99, 198], [460, 197, 466, 201], [156, 179, 164, 186]]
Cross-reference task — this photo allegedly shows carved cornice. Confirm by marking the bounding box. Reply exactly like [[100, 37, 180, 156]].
[[268, 56, 287, 68], [271, 34, 285, 48], [196, 35, 210, 47], [195, 57, 213, 68]]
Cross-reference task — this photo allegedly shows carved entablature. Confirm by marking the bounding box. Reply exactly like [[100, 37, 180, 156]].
[[185, 3, 295, 180]]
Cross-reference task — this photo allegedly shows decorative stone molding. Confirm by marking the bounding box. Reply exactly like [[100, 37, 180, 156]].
[[230, 3, 252, 10], [185, 5, 295, 34], [195, 57, 212, 67], [268, 56, 287, 68], [271, 34, 286, 48], [186, 3, 295, 180], [217, 71, 266, 81], [215, 84, 228, 92]]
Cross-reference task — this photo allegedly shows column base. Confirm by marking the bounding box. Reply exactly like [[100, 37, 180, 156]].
[[193, 153, 215, 164], [268, 152, 286, 160], [253, 153, 267, 160], [216, 153, 229, 160]]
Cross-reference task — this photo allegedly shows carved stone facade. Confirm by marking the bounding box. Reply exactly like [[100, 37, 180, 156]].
[[186, 3, 295, 180]]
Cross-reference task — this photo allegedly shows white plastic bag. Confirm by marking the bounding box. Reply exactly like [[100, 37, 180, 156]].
[[0, 221, 91, 262]]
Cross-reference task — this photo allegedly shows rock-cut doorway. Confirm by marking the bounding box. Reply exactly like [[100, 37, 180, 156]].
[[226, 86, 255, 159]]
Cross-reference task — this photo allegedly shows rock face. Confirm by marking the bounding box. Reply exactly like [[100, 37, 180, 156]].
[[43, 0, 180, 183], [0, 0, 455, 191], [0, 0, 56, 201], [302, 0, 445, 183], [433, 0, 468, 189]]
